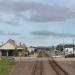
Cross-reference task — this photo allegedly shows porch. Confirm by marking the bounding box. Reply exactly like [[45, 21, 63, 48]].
[[0, 50, 15, 56]]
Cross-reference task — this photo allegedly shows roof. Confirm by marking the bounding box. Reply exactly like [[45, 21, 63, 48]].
[[0, 42, 16, 50], [0, 39, 26, 50], [16, 46, 24, 49]]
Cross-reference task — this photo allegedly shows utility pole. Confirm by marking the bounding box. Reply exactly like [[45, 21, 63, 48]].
[[73, 39, 75, 54], [62, 23, 65, 56], [63, 42, 65, 56]]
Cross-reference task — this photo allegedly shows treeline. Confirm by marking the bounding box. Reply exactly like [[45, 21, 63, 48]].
[[50, 44, 75, 52], [56, 44, 75, 51]]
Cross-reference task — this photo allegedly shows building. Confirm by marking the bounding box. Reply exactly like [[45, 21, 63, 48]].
[[0, 39, 26, 57], [28, 47, 35, 53], [64, 48, 75, 55]]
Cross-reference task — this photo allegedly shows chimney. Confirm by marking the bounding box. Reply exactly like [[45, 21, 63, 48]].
[[20, 42, 21, 46]]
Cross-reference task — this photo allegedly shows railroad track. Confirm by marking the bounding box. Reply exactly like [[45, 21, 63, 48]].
[[32, 60, 43, 75], [44, 51, 69, 75], [49, 59, 68, 75], [61, 61, 75, 70], [32, 51, 43, 75], [32, 50, 69, 75]]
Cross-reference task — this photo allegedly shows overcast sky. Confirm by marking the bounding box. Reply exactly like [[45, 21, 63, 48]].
[[0, 0, 75, 46]]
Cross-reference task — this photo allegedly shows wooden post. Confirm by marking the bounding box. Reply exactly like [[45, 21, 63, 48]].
[[0, 50, 2, 56], [7, 50, 8, 56], [0, 50, 2, 59]]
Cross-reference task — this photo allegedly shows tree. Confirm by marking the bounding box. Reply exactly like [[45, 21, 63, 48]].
[[56, 44, 63, 51]]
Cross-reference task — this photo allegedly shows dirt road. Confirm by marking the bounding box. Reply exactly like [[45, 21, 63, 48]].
[[9, 51, 75, 75], [9, 61, 35, 75]]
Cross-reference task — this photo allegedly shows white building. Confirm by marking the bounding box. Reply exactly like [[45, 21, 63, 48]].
[[28, 47, 35, 53], [64, 48, 75, 55]]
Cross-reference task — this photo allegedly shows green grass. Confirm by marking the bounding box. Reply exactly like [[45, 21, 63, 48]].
[[0, 58, 15, 75]]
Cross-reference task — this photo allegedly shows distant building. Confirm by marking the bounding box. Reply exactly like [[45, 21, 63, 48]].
[[64, 48, 75, 55], [0, 39, 26, 57], [28, 47, 35, 53]]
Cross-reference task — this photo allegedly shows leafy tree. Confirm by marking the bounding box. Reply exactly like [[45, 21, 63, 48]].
[[56, 44, 63, 51]]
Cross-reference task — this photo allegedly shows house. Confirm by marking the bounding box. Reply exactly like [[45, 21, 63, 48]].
[[64, 48, 75, 55], [0, 39, 26, 57]]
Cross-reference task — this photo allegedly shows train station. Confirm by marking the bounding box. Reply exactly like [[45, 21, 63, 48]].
[[0, 39, 26, 57], [0, 0, 75, 75]]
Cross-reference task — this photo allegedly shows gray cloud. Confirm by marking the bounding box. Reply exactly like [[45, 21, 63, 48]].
[[5, 19, 20, 26], [0, 30, 20, 36], [31, 30, 75, 38], [0, 0, 74, 23]]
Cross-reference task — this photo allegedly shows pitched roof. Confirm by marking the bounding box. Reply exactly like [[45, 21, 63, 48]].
[[7, 39, 17, 47], [0, 42, 16, 50], [0, 39, 26, 50]]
